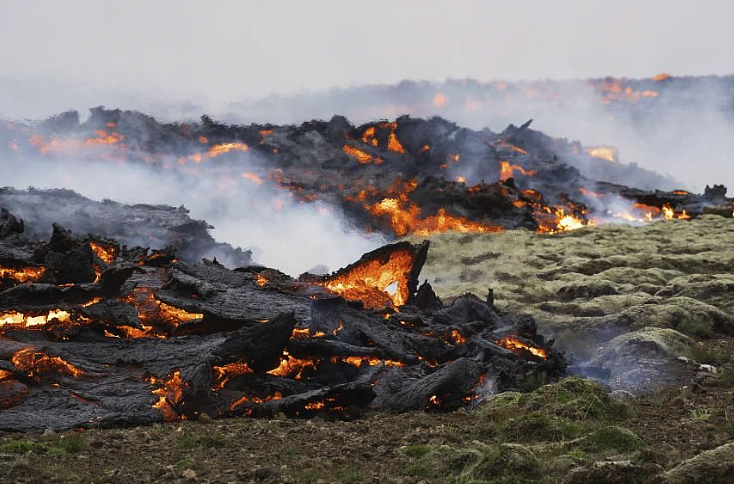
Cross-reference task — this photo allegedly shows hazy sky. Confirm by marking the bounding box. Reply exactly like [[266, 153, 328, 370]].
[[1, 0, 733, 107]]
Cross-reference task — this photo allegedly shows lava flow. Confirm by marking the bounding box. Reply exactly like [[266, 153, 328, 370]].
[[317, 242, 426, 309], [496, 336, 548, 359]]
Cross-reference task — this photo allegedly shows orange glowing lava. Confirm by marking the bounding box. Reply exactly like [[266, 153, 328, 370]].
[[496, 336, 547, 359], [149, 370, 186, 421], [343, 145, 384, 164], [584, 146, 618, 163], [366, 198, 502, 238], [89, 241, 118, 264], [318, 246, 419, 309], [499, 161, 537, 181], [12, 348, 84, 378], [230, 391, 283, 410], [433, 92, 448, 107], [266, 352, 317, 379], [0, 265, 46, 283], [212, 362, 253, 390], [0, 309, 71, 329]]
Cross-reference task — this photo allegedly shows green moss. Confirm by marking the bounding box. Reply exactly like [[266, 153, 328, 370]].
[[0, 440, 48, 454], [410, 445, 481, 478], [521, 377, 625, 421], [335, 464, 364, 484], [688, 345, 732, 366], [578, 426, 643, 453], [403, 444, 431, 458], [179, 429, 226, 449], [0, 434, 87, 455], [470, 444, 541, 483], [505, 412, 582, 443]]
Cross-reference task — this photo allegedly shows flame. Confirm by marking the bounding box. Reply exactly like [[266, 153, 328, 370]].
[[318, 246, 418, 309], [419, 145, 430, 153], [496, 336, 547, 359], [654, 73, 671, 81], [212, 362, 253, 390], [0, 369, 12, 381], [499, 161, 537, 181], [0, 265, 45, 283], [455, 176, 466, 183], [259, 129, 273, 136], [535, 207, 588, 234], [11, 348, 84, 378], [89, 241, 118, 264], [672, 190, 690, 195], [343, 145, 384, 165], [198, 136, 208, 144], [255, 274, 269, 287], [433, 92, 448, 107]]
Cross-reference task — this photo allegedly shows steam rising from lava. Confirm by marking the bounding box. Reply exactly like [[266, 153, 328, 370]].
[[0, 152, 386, 276]]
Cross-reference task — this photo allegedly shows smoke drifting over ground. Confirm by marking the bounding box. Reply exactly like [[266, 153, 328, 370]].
[[220, 76, 734, 192], [0, 153, 385, 276]]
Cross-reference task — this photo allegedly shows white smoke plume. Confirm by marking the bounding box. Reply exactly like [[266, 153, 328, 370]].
[[0, 151, 386, 276]]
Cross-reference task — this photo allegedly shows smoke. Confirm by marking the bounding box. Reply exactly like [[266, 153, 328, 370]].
[[217, 77, 734, 193], [0, 151, 386, 276]]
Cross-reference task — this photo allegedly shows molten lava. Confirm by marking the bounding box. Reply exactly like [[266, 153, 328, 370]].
[[584, 146, 618, 163], [149, 370, 186, 421], [343, 145, 384, 165], [499, 161, 537, 181], [266, 352, 317, 379], [387, 132, 405, 153], [496, 336, 547, 359], [318, 246, 419, 309], [0, 309, 71, 329], [11, 348, 84, 378], [330, 356, 404, 368], [365, 198, 501, 238], [212, 362, 253, 390], [0, 265, 46, 283], [230, 391, 283, 410], [123, 288, 203, 332], [89, 241, 118, 264]]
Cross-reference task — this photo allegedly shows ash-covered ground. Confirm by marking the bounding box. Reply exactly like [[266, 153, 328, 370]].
[[1, 218, 733, 484]]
